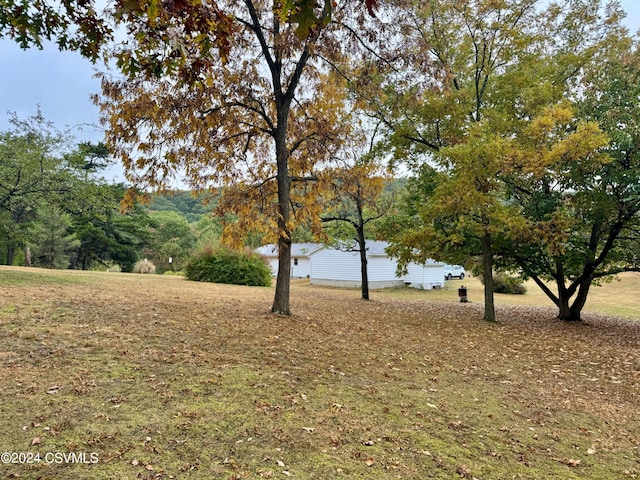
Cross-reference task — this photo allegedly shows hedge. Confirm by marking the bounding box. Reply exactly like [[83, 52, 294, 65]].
[[184, 246, 272, 287]]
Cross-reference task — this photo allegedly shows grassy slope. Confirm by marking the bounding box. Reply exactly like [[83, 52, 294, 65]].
[[0, 267, 638, 479]]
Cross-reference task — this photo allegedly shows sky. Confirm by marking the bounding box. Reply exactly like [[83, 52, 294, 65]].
[[1, 1, 639, 184]]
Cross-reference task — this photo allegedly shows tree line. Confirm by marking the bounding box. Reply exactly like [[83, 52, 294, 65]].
[[1, 0, 638, 322], [0, 111, 222, 272]]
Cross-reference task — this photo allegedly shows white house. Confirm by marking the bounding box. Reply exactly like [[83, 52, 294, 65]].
[[255, 243, 322, 278], [403, 259, 448, 290], [308, 241, 445, 290]]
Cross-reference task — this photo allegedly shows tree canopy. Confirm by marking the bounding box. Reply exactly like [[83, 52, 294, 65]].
[[380, 0, 638, 321], [96, 0, 363, 314]]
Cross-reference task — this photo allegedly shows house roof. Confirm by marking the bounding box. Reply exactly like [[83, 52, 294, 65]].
[[307, 240, 391, 257], [362, 240, 392, 256], [256, 241, 445, 265], [255, 243, 323, 258], [307, 240, 445, 265]]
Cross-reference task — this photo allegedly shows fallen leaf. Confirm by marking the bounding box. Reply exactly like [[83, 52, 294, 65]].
[[145, 464, 154, 471], [31, 436, 41, 445], [365, 457, 375, 466], [587, 447, 596, 455], [566, 458, 581, 467], [302, 427, 315, 433], [131, 459, 139, 466], [277, 460, 286, 467]]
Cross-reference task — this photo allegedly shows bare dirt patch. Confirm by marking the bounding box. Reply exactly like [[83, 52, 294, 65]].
[[0, 268, 638, 479]]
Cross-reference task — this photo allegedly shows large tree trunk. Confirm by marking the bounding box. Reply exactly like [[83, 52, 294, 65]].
[[271, 114, 292, 315], [357, 229, 369, 300], [557, 294, 573, 321], [264, 20, 311, 316], [482, 230, 496, 322], [273, 232, 291, 315], [557, 276, 592, 322]]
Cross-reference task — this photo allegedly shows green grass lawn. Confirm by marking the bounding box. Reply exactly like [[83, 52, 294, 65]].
[[0, 267, 638, 479]]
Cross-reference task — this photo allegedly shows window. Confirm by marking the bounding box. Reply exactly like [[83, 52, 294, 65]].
[[293, 259, 299, 266]]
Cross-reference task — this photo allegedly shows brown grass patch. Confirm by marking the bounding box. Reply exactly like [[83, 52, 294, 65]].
[[0, 267, 638, 479]]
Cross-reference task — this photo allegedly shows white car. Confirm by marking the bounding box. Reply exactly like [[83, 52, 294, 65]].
[[444, 264, 466, 280]]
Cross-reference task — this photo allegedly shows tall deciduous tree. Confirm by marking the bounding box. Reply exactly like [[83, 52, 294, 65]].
[[369, 0, 546, 321], [321, 121, 395, 300], [97, 1, 358, 315], [369, 0, 626, 321], [322, 164, 390, 300], [501, 33, 640, 321]]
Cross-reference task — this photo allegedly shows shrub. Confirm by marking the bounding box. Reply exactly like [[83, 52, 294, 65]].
[[184, 246, 271, 287], [92, 262, 121, 273], [133, 259, 156, 274], [480, 272, 527, 295], [163, 270, 184, 276]]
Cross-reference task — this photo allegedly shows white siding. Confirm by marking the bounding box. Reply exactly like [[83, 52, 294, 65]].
[[310, 248, 362, 284], [256, 243, 320, 278], [404, 262, 445, 289], [310, 248, 405, 289], [290, 257, 312, 278], [306, 242, 445, 290], [263, 257, 313, 278], [421, 264, 445, 289], [267, 258, 279, 276], [367, 256, 402, 283], [404, 262, 424, 286]]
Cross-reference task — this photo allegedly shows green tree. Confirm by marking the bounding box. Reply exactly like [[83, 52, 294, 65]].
[[0, 116, 150, 271], [67, 183, 151, 272], [372, 0, 624, 321], [147, 211, 196, 272], [30, 205, 79, 268], [373, 0, 548, 321], [501, 35, 640, 321], [0, 110, 75, 265], [193, 215, 223, 250], [65, 141, 112, 176], [149, 191, 216, 223]]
